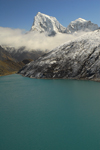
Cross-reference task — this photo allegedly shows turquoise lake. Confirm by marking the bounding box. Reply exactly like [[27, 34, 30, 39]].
[[0, 74, 100, 150]]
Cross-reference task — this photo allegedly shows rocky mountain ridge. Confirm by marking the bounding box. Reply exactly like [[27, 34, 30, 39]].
[[19, 29, 100, 81], [30, 12, 99, 35], [0, 46, 33, 76]]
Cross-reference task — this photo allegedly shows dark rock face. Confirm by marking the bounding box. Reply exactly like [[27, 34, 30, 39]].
[[9, 49, 44, 62], [19, 30, 100, 81], [1, 46, 45, 62], [22, 59, 33, 64]]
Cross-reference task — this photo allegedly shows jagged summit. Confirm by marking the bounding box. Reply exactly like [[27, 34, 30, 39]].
[[36, 12, 51, 18], [30, 12, 99, 35], [73, 18, 87, 23], [66, 18, 99, 33], [31, 12, 66, 36]]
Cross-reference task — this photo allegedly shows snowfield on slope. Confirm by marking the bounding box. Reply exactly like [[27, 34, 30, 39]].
[[19, 29, 100, 81]]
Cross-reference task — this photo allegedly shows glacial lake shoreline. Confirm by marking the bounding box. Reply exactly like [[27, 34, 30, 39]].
[[1, 72, 100, 83], [18, 73, 100, 83]]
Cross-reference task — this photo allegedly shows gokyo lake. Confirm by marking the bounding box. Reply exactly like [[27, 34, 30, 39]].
[[0, 74, 100, 150]]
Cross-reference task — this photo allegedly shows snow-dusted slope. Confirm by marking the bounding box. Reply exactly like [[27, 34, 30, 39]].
[[31, 12, 66, 36], [31, 12, 99, 35], [19, 29, 100, 81], [66, 18, 99, 33]]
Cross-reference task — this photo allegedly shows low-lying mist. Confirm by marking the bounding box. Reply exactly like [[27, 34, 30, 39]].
[[0, 27, 89, 51]]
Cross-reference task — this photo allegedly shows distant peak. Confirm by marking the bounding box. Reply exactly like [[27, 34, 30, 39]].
[[36, 12, 47, 16], [36, 12, 52, 19], [37, 12, 42, 15], [71, 18, 87, 24], [76, 18, 87, 22]]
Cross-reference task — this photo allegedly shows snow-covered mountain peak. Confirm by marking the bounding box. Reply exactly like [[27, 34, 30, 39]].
[[66, 18, 99, 33], [74, 18, 87, 23], [30, 12, 99, 35], [31, 12, 66, 36], [36, 12, 53, 20]]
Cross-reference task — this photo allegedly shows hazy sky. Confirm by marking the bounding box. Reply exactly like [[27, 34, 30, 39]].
[[0, 0, 100, 31]]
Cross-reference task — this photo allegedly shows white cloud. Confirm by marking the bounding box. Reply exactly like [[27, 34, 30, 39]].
[[0, 27, 88, 51]]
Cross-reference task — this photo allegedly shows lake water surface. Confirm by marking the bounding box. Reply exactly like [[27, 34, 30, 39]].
[[0, 74, 100, 150]]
